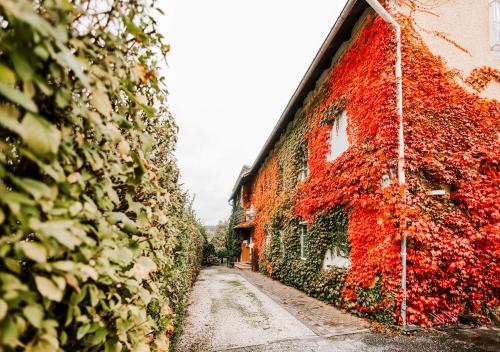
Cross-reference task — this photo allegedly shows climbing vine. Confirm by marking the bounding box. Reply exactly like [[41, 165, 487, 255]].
[[237, 8, 499, 327], [399, 17, 499, 326], [464, 67, 500, 93]]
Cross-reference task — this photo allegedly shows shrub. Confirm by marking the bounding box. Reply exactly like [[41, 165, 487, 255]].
[[0, 0, 202, 350]]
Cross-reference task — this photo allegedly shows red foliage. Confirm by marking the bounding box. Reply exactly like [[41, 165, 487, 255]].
[[242, 14, 499, 326], [293, 17, 403, 316], [247, 155, 284, 256], [464, 66, 500, 92], [400, 19, 499, 326]]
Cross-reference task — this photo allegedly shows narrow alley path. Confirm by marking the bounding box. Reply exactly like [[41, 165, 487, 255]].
[[175, 267, 494, 352], [175, 266, 317, 351]]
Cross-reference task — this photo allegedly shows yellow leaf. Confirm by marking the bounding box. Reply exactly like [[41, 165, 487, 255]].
[[91, 90, 112, 118]]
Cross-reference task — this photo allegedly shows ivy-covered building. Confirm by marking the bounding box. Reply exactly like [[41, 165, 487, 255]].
[[229, 0, 499, 327]]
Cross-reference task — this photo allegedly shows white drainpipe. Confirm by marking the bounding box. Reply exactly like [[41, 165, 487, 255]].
[[365, 0, 407, 327]]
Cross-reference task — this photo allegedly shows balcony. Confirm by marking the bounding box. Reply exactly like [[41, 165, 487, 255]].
[[233, 208, 255, 228]]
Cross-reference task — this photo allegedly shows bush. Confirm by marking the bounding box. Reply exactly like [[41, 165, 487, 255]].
[[0, 1, 202, 350], [216, 248, 228, 260], [202, 242, 217, 266]]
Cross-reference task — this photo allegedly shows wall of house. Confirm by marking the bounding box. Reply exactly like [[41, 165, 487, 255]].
[[400, 0, 500, 99], [240, 13, 403, 324], [236, 2, 499, 326], [398, 5, 500, 325]]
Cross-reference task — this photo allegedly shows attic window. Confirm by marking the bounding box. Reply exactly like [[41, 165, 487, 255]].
[[491, 0, 500, 52], [327, 110, 349, 162]]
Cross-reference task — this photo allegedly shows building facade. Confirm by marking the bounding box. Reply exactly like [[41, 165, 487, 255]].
[[229, 0, 499, 326]]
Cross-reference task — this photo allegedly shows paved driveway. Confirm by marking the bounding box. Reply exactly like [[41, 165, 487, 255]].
[[175, 267, 497, 352], [175, 267, 317, 351]]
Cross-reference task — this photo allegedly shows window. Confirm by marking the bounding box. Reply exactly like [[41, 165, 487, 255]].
[[327, 110, 349, 162], [299, 224, 307, 259], [322, 248, 350, 269], [297, 149, 309, 181], [491, 0, 500, 52], [246, 205, 255, 221], [265, 231, 271, 249], [380, 169, 395, 189]]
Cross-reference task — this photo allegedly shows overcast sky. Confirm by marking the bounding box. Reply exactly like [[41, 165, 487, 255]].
[[158, 1, 348, 225]]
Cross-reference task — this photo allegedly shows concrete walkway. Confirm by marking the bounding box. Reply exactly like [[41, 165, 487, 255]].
[[175, 267, 496, 352], [175, 267, 316, 351], [237, 268, 369, 337]]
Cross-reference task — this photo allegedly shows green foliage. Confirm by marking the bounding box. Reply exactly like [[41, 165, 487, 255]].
[[0, 0, 203, 350], [202, 242, 217, 266], [350, 278, 394, 324], [265, 208, 349, 304], [263, 207, 388, 318], [199, 224, 218, 266], [209, 220, 228, 260], [225, 204, 241, 260], [306, 208, 350, 270]]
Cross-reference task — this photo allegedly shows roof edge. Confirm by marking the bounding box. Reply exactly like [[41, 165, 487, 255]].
[[230, 0, 367, 201]]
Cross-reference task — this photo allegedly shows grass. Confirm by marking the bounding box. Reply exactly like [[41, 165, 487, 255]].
[[210, 300, 218, 314], [225, 279, 242, 287], [245, 291, 259, 303]]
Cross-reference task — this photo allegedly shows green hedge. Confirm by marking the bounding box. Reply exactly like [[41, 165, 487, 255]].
[[0, 0, 203, 350]]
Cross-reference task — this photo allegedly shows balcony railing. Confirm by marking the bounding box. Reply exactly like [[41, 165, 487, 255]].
[[234, 209, 255, 226]]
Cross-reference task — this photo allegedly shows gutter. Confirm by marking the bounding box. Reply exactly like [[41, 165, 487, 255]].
[[365, 0, 410, 329]]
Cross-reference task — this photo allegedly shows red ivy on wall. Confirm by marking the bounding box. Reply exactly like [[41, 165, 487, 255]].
[[464, 66, 500, 93], [242, 14, 499, 326], [245, 155, 284, 255], [293, 17, 402, 317], [400, 17, 499, 325]]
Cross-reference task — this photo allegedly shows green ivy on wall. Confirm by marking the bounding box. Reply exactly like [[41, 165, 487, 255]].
[[262, 208, 349, 305], [259, 207, 390, 319]]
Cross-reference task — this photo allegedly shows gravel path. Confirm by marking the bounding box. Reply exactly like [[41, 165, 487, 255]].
[[175, 266, 498, 352]]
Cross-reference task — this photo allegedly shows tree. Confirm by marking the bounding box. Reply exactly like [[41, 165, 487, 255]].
[[226, 205, 241, 261], [211, 220, 228, 258]]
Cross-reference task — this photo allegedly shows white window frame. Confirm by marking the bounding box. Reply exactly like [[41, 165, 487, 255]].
[[299, 224, 307, 259], [491, 0, 500, 52], [327, 110, 349, 162], [380, 169, 395, 189]]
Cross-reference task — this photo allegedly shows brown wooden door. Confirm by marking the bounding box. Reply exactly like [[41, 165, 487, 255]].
[[241, 241, 250, 262], [251, 246, 259, 271]]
